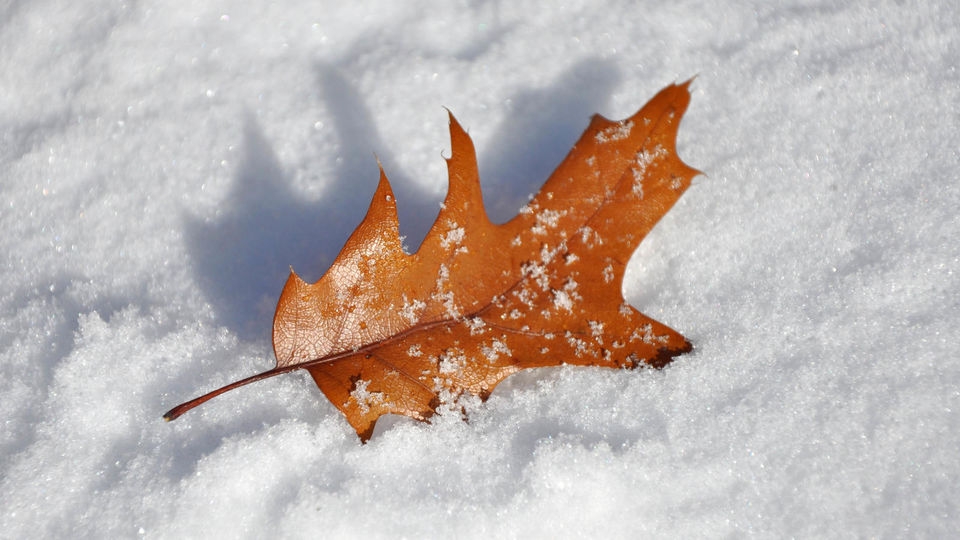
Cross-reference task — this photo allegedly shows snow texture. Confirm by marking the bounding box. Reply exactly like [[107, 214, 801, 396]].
[[2, 1, 958, 538]]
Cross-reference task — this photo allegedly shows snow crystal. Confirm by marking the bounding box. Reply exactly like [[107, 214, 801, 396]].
[[564, 331, 590, 357], [635, 145, 666, 170], [481, 337, 512, 362], [531, 209, 565, 236], [400, 296, 427, 324], [434, 290, 461, 319], [348, 379, 385, 414], [440, 221, 466, 249], [437, 263, 450, 285], [552, 289, 574, 312], [578, 226, 603, 248], [514, 285, 535, 309], [631, 144, 667, 198], [432, 264, 461, 317], [602, 264, 615, 283], [588, 320, 604, 338], [464, 316, 487, 335], [438, 348, 467, 374], [540, 242, 560, 264], [520, 261, 550, 291], [629, 324, 668, 345], [594, 119, 634, 143], [562, 276, 582, 301]]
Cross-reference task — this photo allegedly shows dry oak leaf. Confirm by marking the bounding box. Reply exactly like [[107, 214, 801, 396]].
[[165, 81, 700, 441]]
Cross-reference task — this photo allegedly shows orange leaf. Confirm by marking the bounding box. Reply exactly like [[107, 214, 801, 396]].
[[165, 81, 700, 441]]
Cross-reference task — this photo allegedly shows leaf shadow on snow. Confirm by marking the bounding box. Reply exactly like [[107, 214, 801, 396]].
[[184, 119, 320, 342], [184, 58, 621, 350], [183, 67, 433, 343], [313, 63, 438, 253], [479, 59, 621, 223]]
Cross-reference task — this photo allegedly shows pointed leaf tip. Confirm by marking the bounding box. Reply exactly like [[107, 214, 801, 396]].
[[444, 109, 473, 163], [433, 108, 489, 229], [446, 107, 463, 131]]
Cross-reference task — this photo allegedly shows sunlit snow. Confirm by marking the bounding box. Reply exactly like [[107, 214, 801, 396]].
[[1, 1, 958, 538]]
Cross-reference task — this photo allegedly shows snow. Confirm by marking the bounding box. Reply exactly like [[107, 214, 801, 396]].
[[2, 1, 958, 538], [594, 119, 634, 143]]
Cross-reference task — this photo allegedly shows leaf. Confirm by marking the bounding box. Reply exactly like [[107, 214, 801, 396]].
[[165, 81, 700, 441]]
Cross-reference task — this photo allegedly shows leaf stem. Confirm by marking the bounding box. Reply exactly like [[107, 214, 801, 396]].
[[162, 364, 301, 421]]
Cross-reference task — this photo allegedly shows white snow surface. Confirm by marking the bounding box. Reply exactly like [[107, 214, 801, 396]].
[[2, 1, 958, 538]]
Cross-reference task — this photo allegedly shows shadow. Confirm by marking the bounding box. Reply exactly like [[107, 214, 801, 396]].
[[185, 118, 330, 342], [449, 18, 516, 62], [184, 66, 441, 342], [184, 58, 621, 343], [478, 58, 621, 223], [315, 63, 442, 251]]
